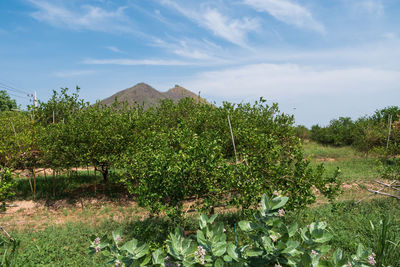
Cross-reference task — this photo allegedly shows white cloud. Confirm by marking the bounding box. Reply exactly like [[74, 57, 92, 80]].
[[243, 0, 324, 33], [202, 9, 259, 46], [185, 63, 400, 99], [28, 0, 131, 33], [160, 0, 259, 46], [54, 70, 95, 77], [356, 0, 384, 16], [82, 58, 194, 66], [151, 37, 229, 62], [106, 46, 123, 53]]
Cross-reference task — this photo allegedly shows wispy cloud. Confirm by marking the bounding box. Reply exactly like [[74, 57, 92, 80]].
[[28, 0, 132, 33], [54, 70, 95, 77], [185, 63, 400, 99], [160, 0, 259, 46], [243, 0, 324, 33], [106, 46, 124, 53], [152, 37, 223, 61], [355, 0, 384, 16], [82, 58, 194, 66]]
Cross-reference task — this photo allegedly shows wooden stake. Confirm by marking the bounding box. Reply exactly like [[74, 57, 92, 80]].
[[386, 115, 392, 151], [52, 170, 55, 197], [368, 189, 400, 200], [0, 226, 14, 242], [52, 111, 55, 124], [33, 168, 36, 200], [228, 114, 238, 164], [375, 180, 400, 192], [94, 163, 97, 195]]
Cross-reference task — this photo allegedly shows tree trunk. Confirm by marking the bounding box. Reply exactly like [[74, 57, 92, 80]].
[[101, 166, 108, 182]]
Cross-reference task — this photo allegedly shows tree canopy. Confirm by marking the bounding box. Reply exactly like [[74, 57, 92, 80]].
[[0, 90, 18, 111]]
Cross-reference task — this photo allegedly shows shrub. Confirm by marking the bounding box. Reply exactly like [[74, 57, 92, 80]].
[[90, 194, 377, 266], [119, 98, 340, 216], [0, 167, 16, 210]]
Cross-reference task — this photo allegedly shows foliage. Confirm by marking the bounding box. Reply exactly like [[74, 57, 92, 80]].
[[310, 117, 355, 147], [294, 125, 310, 141], [90, 194, 377, 266], [310, 106, 400, 158], [370, 216, 400, 267], [0, 234, 19, 267], [0, 168, 16, 210], [0, 111, 34, 168], [35, 87, 87, 126], [67, 102, 135, 182], [120, 98, 341, 216], [0, 90, 17, 112]]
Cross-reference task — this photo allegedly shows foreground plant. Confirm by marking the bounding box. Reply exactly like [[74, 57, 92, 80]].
[[89, 194, 376, 266]]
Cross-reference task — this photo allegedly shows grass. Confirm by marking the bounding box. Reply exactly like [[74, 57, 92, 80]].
[[303, 141, 359, 159], [13, 170, 128, 201], [1, 198, 399, 266], [303, 141, 381, 182], [1, 142, 399, 265]]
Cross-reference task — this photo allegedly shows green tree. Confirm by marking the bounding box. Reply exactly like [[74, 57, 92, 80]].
[[35, 87, 87, 126], [68, 102, 135, 182], [0, 90, 17, 111]]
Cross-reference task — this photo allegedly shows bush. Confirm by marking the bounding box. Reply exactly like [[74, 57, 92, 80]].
[[119, 98, 340, 216], [0, 167, 16, 210], [90, 194, 377, 266]]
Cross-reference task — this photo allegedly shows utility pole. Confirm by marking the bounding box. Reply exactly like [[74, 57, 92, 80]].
[[32, 91, 36, 123]]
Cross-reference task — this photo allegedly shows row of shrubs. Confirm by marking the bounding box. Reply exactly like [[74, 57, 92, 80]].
[[294, 106, 400, 156], [0, 88, 341, 218]]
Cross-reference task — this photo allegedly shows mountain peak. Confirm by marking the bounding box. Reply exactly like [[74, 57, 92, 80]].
[[99, 83, 205, 108]]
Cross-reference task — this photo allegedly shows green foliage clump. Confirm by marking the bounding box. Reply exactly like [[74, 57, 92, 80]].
[[310, 117, 355, 147], [0, 167, 16, 209], [0, 90, 17, 112], [90, 194, 377, 266], [119, 98, 340, 216], [0, 111, 34, 168]]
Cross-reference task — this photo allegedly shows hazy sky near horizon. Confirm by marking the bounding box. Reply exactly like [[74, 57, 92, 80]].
[[1, 0, 399, 127]]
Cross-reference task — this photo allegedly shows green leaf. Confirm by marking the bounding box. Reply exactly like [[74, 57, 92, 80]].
[[122, 239, 138, 255], [238, 221, 256, 232], [246, 248, 264, 257], [270, 196, 289, 210], [215, 258, 224, 267], [200, 215, 208, 229], [152, 249, 165, 265], [227, 243, 239, 262], [208, 214, 218, 224], [212, 242, 227, 257]]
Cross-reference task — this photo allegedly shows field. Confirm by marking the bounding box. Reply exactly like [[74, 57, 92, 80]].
[[1, 141, 399, 265]]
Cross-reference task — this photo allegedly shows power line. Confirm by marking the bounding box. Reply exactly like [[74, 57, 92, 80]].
[[0, 80, 30, 96], [0, 87, 30, 99]]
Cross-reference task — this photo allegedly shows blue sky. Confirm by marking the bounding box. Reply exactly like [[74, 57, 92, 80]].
[[0, 0, 399, 126]]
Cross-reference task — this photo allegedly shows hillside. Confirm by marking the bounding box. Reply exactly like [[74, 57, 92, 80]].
[[99, 83, 204, 108]]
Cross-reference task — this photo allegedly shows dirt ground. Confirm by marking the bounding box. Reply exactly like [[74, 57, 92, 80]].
[[2, 179, 396, 232]]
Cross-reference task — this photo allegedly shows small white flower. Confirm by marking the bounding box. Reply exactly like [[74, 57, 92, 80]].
[[115, 234, 123, 243], [368, 253, 376, 265], [278, 209, 285, 217]]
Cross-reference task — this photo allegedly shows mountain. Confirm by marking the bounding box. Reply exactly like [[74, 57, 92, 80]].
[[164, 85, 200, 102], [99, 83, 205, 108]]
